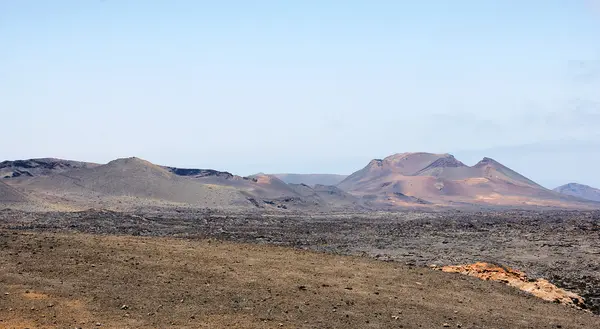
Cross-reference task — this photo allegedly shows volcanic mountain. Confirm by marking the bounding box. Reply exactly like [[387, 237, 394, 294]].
[[7, 157, 251, 209], [2, 154, 597, 210], [554, 183, 600, 202], [164, 168, 309, 200], [243, 175, 363, 210], [272, 174, 348, 187], [4, 157, 359, 211], [337, 152, 589, 208]]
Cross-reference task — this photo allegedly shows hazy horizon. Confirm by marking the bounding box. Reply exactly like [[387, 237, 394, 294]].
[[2, 1, 599, 188]]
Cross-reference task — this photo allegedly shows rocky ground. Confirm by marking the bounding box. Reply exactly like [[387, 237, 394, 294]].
[[1, 208, 599, 316], [1, 231, 599, 329]]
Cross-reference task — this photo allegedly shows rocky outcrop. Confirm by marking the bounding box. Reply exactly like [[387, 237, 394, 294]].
[[439, 262, 586, 310], [164, 167, 234, 179]]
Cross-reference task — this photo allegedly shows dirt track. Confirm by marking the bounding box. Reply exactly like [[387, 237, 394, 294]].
[[1, 231, 598, 329]]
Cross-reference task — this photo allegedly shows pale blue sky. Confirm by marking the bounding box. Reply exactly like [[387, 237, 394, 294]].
[[1, 1, 599, 188]]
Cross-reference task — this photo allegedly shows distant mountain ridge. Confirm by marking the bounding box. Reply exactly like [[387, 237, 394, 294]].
[[0, 157, 362, 211], [0, 158, 99, 178], [272, 173, 348, 186], [554, 183, 600, 202], [0, 154, 597, 210]]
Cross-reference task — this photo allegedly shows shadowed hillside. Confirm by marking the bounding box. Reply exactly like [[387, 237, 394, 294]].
[[554, 183, 600, 202]]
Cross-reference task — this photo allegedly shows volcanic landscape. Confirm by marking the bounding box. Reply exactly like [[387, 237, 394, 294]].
[[0, 153, 599, 328]]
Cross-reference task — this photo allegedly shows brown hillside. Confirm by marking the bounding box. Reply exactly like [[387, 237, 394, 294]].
[[338, 152, 596, 208], [245, 174, 303, 199]]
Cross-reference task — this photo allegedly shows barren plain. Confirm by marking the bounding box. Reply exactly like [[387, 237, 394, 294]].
[[0, 208, 599, 328]]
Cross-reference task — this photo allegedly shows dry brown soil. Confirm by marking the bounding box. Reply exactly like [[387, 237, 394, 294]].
[[0, 231, 598, 329]]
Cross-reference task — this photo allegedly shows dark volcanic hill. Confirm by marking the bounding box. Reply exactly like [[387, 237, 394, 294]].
[[272, 173, 348, 187], [164, 167, 235, 179], [554, 183, 600, 202], [0, 158, 99, 179], [337, 152, 590, 208]]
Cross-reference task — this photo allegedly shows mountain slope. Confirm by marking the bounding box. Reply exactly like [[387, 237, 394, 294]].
[[272, 174, 348, 187], [338, 152, 589, 208], [0, 180, 28, 203], [5, 158, 350, 211], [3, 154, 596, 210], [0, 158, 99, 178], [473, 157, 543, 189], [554, 183, 600, 202], [164, 167, 302, 200], [10, 157, 249, 208]]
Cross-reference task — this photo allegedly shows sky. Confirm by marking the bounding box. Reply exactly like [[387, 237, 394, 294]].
[[1, 1, 599, 188]]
